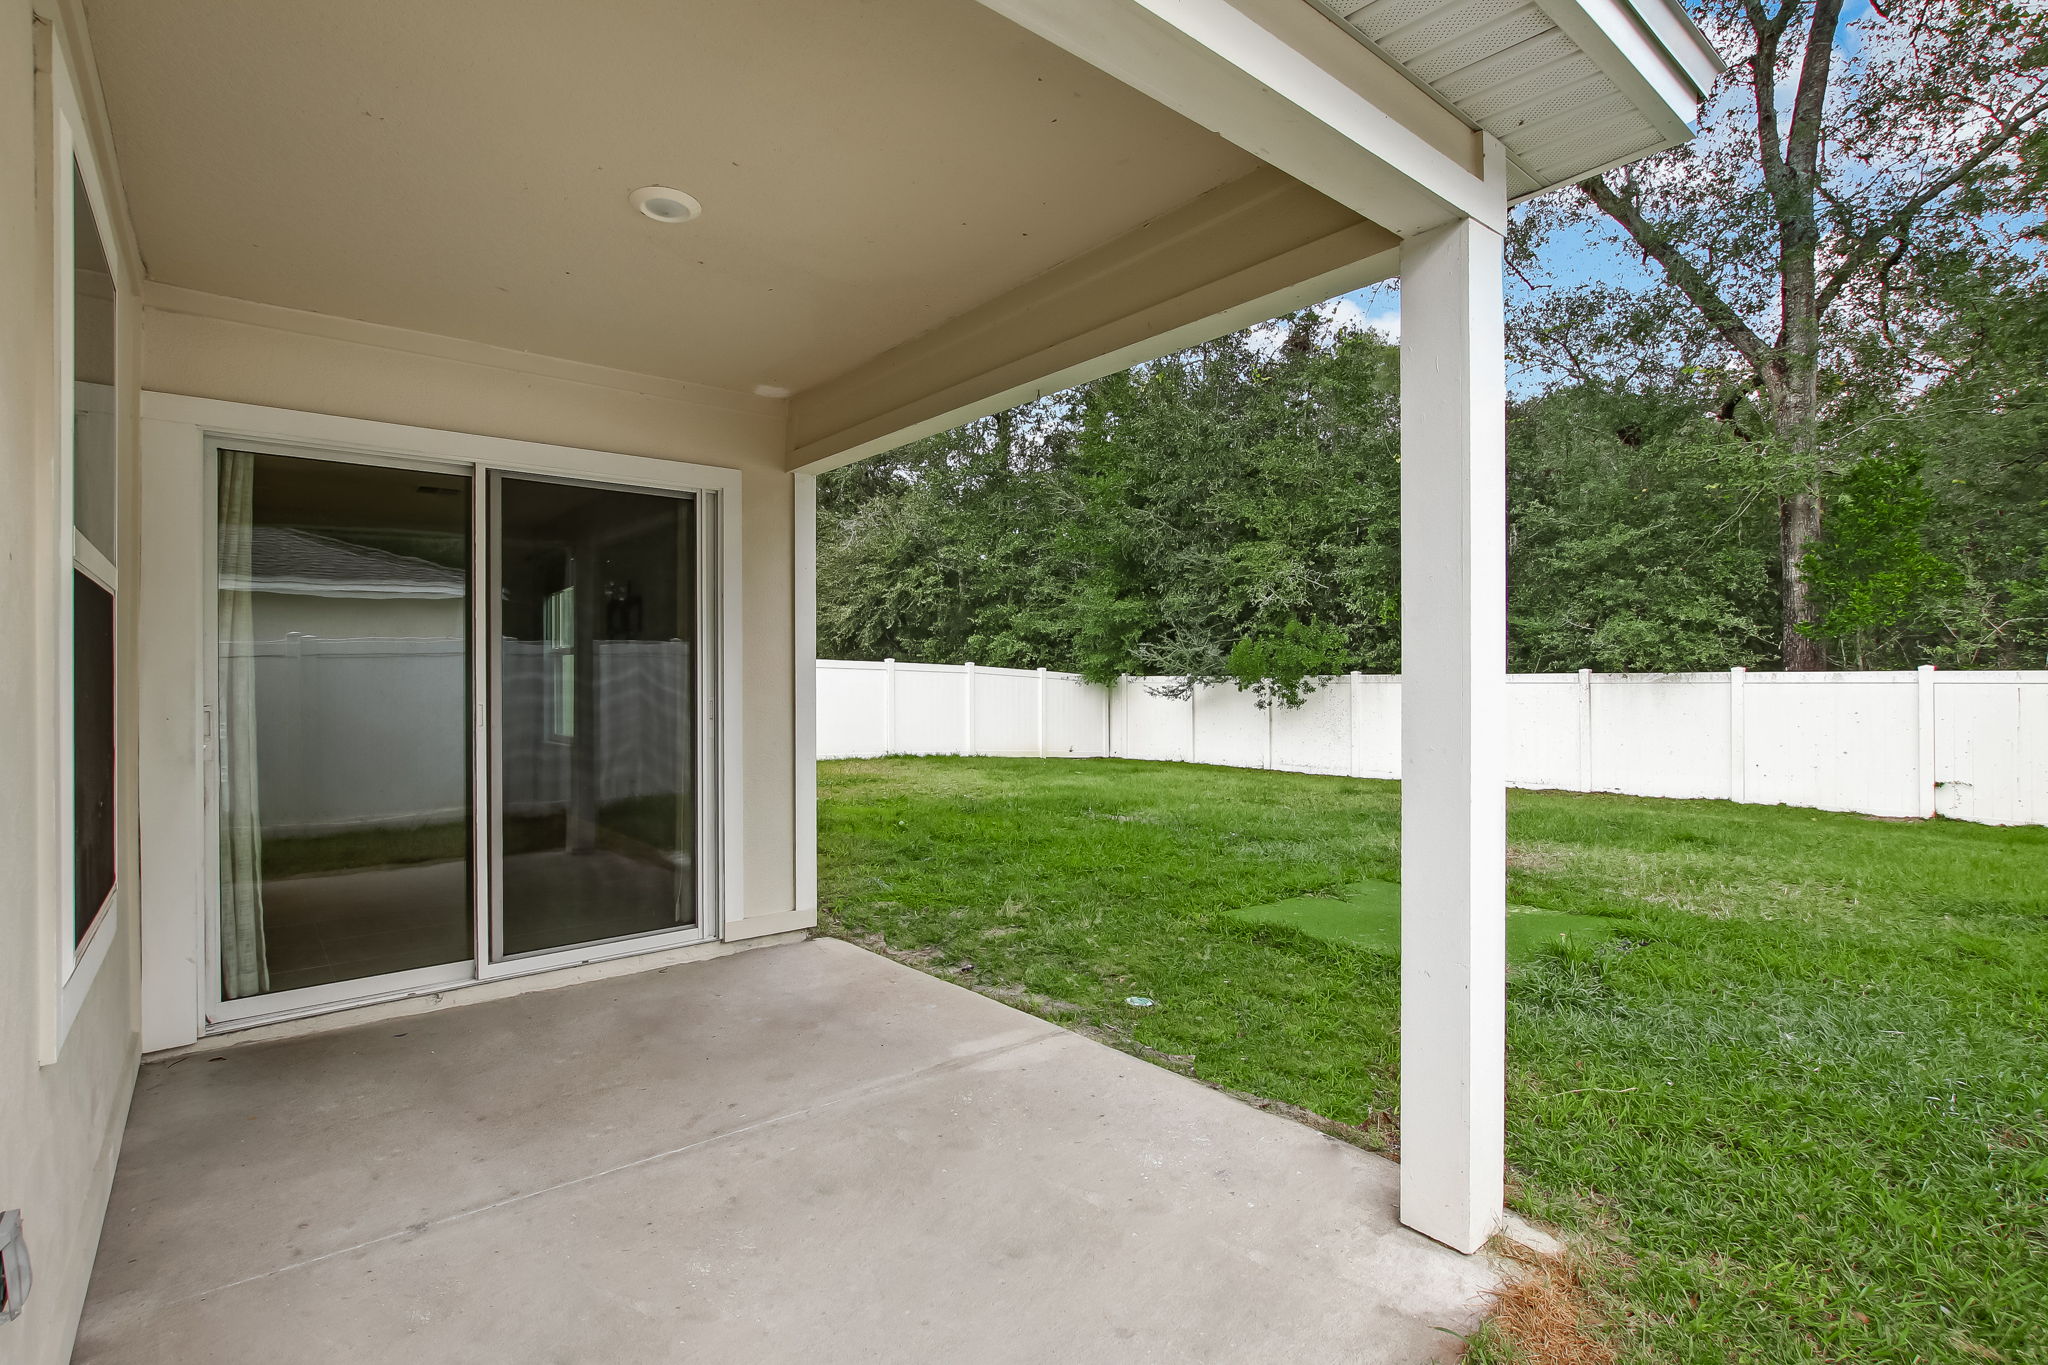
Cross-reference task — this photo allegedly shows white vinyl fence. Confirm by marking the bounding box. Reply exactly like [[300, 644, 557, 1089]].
[[817, 660, 2048, 827]]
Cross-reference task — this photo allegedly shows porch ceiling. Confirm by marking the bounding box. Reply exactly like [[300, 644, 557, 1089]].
[[82, 0, 1277, 396]]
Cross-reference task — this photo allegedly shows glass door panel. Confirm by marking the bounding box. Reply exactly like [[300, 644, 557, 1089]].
[[215, 450, 474, 1000], [493, 475, 697, 958]]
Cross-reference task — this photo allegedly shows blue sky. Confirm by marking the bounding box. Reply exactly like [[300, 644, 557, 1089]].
[[1312, 0, 1909, 394]]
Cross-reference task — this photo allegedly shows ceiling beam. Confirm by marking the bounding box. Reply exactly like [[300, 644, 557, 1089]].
[[974, 0, 1505, 237], [787, 168, 1397, 472]]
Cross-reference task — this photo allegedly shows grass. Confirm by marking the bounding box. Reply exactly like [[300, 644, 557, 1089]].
[[1228, 875, 1625, 959], [816, 756, 2048, 1365]]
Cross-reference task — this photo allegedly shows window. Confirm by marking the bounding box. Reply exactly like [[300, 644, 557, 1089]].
[[68, 165, 118, 953], [51, 33, 123, 1040], [543, 583, 576, 741]]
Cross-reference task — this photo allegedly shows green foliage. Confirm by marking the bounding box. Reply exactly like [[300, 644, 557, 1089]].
[[1506, 384, 1781, 671], [818, 284, 2048, 683], [1801, 455, 1965, 666], [818, 316, 1404, 696], [1223, 616, 1350, 707], [821, 757, 2048, 1364]]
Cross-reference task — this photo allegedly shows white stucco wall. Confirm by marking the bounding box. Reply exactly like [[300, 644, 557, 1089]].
[[0, 7, 146, 1363]]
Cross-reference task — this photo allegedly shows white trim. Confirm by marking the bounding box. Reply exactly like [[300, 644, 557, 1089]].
[[973, 0, 1503, 237], [157, 930, 810, 1052], [44, 33, 131, 1061], [792, 473, 819, 917], [1537, 0, 1713, 141], [207, 961, 476, 1027], [142, 283, 780, 420], [136, 392, 749, 1048]]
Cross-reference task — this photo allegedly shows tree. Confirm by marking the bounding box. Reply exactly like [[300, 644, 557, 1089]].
[[1520, 0, 2048, 668]]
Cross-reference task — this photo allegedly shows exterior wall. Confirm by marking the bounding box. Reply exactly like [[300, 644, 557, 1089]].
[[1, 6, 144, 1363], [139, 300, 801, 925], [818, 662, 2048, 827]]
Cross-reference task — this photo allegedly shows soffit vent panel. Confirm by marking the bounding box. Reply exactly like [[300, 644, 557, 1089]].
[[1306, 0, 1702, 199]]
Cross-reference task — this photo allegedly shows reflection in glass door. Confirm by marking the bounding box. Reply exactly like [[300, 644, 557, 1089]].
[[214, 449, 474, 1002], [492, 475, 698, 958]]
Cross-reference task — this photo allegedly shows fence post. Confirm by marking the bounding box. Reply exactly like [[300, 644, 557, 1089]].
[[963, 662, 976, 757], [1349, 671, 1363, 778], [1576, 668, 1593, 792], [1727, 666, 1746, 803], [1187, 676, 1199, 764], [1916, 664, 1937, 818], [1036, 667, 1049, 758], [1264, 685, 1276, 770], [882, 658, 897, 756], [1108, 675, 1121, 759]]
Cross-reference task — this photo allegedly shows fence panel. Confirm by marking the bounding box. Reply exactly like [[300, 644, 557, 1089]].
[[1505, 675, 1583, 792], [816, 662, 889, 759], [1591, 672, 1731, 801], [1191, 682, 1266, 769], [1271, 681, 1354, 776], [1934, 673, 2042, 825], [1045, 673, 1111, 757], [967, 667, 1041, 756], [817, 661, 2045, 826], [1744, 674, 1921, 818], [1118, 679, 1195, 763]]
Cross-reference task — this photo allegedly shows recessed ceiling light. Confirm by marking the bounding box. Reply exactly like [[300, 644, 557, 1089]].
[[630, 186, 701, 224]]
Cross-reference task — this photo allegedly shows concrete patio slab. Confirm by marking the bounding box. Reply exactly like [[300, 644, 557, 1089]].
[[75, 938, 1504, 1363]]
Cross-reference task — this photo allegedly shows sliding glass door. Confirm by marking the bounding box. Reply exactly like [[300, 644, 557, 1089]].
[[214, 449, 474, 1003], [212, 451, 707, 1019], [492, 475, 698, 958]]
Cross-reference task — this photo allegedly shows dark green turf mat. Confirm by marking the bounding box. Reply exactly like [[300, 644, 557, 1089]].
[[1226, 877, 1624, 960]]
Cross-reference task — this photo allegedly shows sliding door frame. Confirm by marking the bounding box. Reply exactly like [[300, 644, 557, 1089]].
[[202, 437, 480, 1026], [138, 394, 744, 1045], [479, 469, 720, 977]]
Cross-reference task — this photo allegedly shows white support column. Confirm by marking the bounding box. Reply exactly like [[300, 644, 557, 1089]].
[[1398, 214, 1506, 1255]]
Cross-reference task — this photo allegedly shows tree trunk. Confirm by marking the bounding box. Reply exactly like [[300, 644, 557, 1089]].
[[1770, 365, 1828, 671], [1778, 490, 1826, 670]]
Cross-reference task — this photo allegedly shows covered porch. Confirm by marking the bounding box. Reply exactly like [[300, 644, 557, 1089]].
[[77, 938, 1503, 1362], [3, 0, 1717, 1359]]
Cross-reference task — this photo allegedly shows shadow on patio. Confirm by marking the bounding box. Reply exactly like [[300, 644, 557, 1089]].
[[75, 938, 1501, 1362]]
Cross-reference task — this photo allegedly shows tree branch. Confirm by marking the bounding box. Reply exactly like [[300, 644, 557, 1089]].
[[1579, 175, 1775, 376], [1816, 90, 2048, 316]]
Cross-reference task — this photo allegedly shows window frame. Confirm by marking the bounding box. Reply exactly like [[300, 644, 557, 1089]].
[[48, 32, 128, 1051]]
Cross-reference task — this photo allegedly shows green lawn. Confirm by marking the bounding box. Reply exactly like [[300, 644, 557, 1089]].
[[817, 757, 2048, 1365]]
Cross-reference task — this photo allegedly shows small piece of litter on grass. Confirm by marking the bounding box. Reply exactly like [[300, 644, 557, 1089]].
[[1125, 996, 1156, 1008]]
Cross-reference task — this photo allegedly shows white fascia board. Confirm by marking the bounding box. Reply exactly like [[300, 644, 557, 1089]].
[[977, 0, 1504, 236], [1539, 0, 1727, 142]]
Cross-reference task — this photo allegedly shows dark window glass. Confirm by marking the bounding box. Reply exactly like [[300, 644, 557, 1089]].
[[73, 571, 116, 943], [72, 164, 116, 561], [216, 451, 475, 998], [496, 476, 696, 957]]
